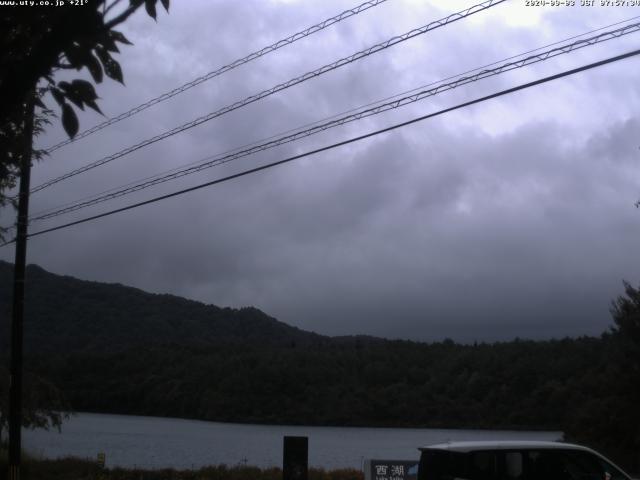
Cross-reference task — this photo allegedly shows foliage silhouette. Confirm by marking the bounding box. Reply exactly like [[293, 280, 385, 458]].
[[0, 0, 169, 217]]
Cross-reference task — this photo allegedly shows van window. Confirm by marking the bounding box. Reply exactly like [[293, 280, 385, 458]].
[[504, 452, 524, 479], [418, 449, 498, 480], [418, 448, 629, 480], [469, 451, 499, 479], [418, 450, 462, 480]]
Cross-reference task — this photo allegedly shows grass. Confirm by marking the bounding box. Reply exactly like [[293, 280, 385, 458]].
[[0, 451, 364, 480]]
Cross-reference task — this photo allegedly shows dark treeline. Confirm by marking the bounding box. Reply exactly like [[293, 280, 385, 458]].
[[1, 261, 639, 472], [29, 337, 603, 430], [28, 334, 638, 471]]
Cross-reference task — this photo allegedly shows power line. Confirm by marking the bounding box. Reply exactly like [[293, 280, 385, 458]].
[[23, 7, 637, 235], [28, 20, 640, 223], [43, 0, 391, 154], [28, 14, 640, 221], [4, 47, 637, 246], [29, 0, 506, 195]]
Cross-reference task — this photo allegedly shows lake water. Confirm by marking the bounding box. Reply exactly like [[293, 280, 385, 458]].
[[22, 413, 562, 470]]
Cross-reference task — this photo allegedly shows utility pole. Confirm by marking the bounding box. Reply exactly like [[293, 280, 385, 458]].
[[8, 92, 35, 480]]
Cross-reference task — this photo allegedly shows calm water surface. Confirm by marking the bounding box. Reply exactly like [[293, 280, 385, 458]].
[[23, 413, 561, 470]]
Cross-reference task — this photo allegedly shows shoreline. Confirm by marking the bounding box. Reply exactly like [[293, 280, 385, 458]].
[[1, 455, 364, 480], [64, 410, 566, 435], [19, 413, 562, 471]]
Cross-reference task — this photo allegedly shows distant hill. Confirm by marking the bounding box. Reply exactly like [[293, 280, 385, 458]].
[[0, 260, 325, 355], [1, 261, 637, 473], [0, 259, 602, 428]]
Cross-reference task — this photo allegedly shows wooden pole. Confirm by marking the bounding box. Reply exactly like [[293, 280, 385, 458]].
[[8, 92, 35, 480]]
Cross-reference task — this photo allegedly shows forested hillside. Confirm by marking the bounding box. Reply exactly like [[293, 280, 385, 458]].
[[1, 261, 638, 471], [0, 261, 323, 354], [28, 337, 603, 429]]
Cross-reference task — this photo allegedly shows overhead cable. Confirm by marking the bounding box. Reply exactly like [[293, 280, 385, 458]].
[[43, 0, 391, 154], [3, 47, 637, 246], [28, 20, 640, 222], [34, 13, 639, 220], [29, 0, 506, 195]]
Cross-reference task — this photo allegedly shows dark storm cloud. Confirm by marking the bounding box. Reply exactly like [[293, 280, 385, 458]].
[[2, 0, 639, 341]]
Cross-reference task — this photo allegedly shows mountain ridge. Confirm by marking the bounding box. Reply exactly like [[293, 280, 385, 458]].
[[0, 260, 327, 354]]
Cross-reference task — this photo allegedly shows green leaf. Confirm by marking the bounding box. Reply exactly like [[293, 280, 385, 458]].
[[95, 47, 124, 84], [63, 45, 84, 70], [58, 81, 83, 110], [61, 103, 79, 138], [100, 33, 120, 53], [51, 88, 65, 106], [71, 80, 102, 114], [58, 82, 84, 110], [85, 99, 103, 115], [70, 80, 98, 100], [85, 53, 103, 83], [111, 30, 133, 46], [58, 80, 103, 115], [108, 60, 124, 84], [145, 0, 157, 20], [64, 95, 84, 111]]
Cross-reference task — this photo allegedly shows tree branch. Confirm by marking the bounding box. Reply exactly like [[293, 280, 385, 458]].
[[104, 0, 125, 16], [105, 3, 139, 29]]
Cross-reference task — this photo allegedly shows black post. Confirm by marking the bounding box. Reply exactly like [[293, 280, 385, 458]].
[[8, 93, 35, 480], [283, 436, 308, 480]]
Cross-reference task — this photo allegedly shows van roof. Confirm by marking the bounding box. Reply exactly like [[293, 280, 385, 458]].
[[418, 441, 591, 453]]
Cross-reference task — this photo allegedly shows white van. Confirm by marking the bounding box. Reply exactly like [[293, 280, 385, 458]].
[[418, 440, 633, 480]]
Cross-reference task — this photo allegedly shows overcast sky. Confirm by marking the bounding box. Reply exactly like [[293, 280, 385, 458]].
[[2, 0, 640, 342]]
